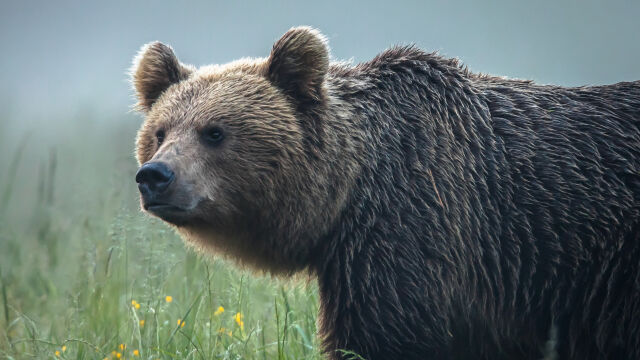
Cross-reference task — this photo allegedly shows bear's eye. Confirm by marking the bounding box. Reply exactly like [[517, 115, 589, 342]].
[[202, 127, 225, 146], [156, 129, 165, 145]]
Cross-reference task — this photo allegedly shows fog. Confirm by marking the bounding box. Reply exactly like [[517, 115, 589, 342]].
[[2, 0, 639, 123]]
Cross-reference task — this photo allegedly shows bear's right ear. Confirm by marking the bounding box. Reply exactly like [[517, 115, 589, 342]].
[[131, 42, 193, 112], [267, 27, 329, 104]]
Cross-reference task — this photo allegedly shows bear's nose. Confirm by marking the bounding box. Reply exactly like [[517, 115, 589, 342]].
[[136, 162, 175, 197]]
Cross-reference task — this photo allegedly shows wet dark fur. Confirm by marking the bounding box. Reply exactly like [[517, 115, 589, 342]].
[[313, 47, 640, 359]]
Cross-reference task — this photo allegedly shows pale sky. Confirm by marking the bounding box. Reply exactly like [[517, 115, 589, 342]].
[[1, 0, 639, 120]]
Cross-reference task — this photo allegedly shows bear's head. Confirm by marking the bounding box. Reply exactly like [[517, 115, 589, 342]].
[[131, 27, 358, 274]]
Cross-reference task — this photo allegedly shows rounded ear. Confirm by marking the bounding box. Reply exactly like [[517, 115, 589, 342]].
[[131, 42, 193, 112], [267, 27, 329, 104]]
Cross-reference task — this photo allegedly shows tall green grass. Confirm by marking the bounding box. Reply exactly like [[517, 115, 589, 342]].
[[0, 112, 322, 360]]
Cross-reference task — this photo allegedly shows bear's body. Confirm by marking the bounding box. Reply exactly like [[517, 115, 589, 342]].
[[317, 48, 640, 359], [132, 28, 640, 359]]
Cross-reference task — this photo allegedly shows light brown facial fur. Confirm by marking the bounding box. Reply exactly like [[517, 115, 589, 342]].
[[132, 27, 359, 274]]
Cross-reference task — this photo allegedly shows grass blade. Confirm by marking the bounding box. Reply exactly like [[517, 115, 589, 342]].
[[0, 134, 29, 215]]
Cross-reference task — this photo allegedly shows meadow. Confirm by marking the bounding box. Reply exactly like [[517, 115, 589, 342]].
[[0, 109, 322, 360]]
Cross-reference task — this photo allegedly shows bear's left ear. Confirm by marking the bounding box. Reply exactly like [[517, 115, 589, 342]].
[[267, 27, 329, 104], [131, 42, 193, 112]]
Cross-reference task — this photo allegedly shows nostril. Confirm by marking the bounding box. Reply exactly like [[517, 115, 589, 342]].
[[135, 162, 175, 194]]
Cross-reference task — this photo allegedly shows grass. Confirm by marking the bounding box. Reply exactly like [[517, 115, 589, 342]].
[[0, 111, 322, 360]]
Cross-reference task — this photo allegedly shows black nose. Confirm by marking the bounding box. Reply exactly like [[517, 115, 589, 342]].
[[136, 162, 175, 197]]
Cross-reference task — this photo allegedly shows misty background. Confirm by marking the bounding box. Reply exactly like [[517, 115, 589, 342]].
[[0, 0, 639, 223], [2, 1, 640, 118]]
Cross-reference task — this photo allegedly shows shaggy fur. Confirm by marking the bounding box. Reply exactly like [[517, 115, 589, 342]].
[[132, 27, 640, 359]]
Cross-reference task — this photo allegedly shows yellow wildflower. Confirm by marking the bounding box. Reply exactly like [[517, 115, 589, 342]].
[[165, 295, 173, 303], [119, 344, 126, 351], [139, 319, 145, 327], [214, 306, 224, 316], [111, 351, 116, 356], [116, 352, 122, 359], [61, 345, 67, 352], [133, 349, 140, 357], [54, 350, 60, 357], [234, 312, 244, 330], [177, 318, 185, 327]]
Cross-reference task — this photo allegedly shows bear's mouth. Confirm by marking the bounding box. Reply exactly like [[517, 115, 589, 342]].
[[145, 203, 191, 225]]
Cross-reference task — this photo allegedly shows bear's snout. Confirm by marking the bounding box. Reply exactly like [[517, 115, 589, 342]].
[[136, 162, 175, 205]]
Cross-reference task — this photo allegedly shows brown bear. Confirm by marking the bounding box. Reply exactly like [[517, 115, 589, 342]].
[[131, 27, 640, 359]]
